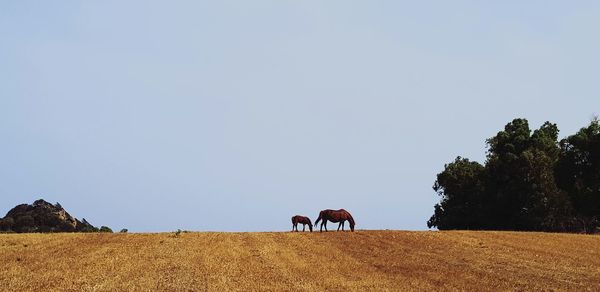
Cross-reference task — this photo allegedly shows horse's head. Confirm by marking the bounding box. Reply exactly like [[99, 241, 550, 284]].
[[346, 211, 355, 232]]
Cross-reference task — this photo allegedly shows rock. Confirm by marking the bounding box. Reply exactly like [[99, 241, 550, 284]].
[[0, 199, 98, 233]]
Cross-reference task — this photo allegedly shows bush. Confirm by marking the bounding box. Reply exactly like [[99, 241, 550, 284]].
[[119, 228, 128, 233], [99, 226, 113, 233]]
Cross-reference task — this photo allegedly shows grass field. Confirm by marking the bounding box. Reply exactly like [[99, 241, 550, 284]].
[[1, 230, 599, 291]]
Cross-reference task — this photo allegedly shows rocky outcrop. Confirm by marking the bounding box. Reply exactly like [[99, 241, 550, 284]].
[[0, 199, 97, 233]]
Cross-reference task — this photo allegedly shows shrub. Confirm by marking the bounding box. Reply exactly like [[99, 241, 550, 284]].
[[99, 226, 113, 233]]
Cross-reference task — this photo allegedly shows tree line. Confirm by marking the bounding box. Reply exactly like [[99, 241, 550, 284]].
[[428, 118, 600, 233]]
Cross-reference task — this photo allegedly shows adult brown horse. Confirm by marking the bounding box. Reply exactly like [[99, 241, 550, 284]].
[[291, 215, 313, 232], [314, 209, 355, 232]]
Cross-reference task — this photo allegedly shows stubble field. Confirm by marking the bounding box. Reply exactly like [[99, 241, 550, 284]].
[[1, 230, 599, 291]]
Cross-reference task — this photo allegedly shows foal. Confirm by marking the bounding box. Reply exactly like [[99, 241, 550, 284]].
[[291, 215, 313, 232]]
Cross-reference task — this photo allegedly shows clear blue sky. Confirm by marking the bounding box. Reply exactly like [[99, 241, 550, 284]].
[[1, 1, 599, 232]]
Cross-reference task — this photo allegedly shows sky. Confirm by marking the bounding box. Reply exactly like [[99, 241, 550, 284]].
[[1, 1, 599, 232]]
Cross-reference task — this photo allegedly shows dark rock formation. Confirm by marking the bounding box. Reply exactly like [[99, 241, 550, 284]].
[[0, 199, 98, 233]]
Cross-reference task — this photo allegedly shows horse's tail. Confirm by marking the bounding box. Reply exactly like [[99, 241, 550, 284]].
[[346, 212, 355, 231], [314, 212, 322, 227]]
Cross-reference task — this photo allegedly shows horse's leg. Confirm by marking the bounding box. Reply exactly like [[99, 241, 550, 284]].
[[324, 221, 328, 232], [320, 221, 324, 232], [342, 221, 345, 231], [302, 224, 306, 232], [337, 222, 342, 231]]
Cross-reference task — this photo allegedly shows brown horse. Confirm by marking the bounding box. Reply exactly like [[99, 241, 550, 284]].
[[314, 209, 355, 232], [291, 215, 313, 232]]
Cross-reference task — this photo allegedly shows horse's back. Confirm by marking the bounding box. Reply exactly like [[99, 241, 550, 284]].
[[334, 209, 352, 220], [292, 215, 311, 224], [323, 208, 346, 213], [299, 216, 310, 224]]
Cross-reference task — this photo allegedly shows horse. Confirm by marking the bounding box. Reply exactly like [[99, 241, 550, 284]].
[[314, 209, 355, 232], [291, 215, 313, 232]]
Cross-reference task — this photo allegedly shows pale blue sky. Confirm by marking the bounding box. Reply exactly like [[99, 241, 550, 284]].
[[1, 1, 599, 232]]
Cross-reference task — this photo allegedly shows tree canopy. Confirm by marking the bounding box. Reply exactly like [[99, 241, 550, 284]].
[[429, 118, 600, 233]]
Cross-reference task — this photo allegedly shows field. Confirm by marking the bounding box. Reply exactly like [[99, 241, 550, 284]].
[[1, 230, 599, 291]]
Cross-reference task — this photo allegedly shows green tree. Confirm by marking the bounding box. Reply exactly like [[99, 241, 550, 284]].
[[428, 157, 486, 230], [429, 118, 572, 231], [485, 119, 534, 229], [485, 119, 570, 230], [556, 118, 600, 232]]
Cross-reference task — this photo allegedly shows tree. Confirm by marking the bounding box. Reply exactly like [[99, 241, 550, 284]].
[[429, 118, 572, 231], [428, 157, 486, 230], [556, 118, 600, 232], [483, 119, 571, 230]]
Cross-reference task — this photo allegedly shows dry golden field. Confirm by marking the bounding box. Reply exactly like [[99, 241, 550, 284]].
[[1, 230, 599, 291]]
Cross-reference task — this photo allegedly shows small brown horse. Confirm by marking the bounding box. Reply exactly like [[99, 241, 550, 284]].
[[291, 215, 313, 232], [314, 209, 355, 232]]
